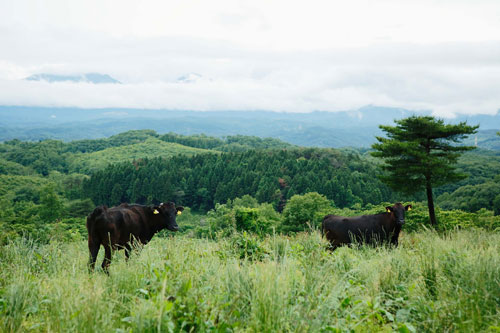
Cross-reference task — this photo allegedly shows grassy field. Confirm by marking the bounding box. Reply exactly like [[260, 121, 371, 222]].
[[1, 230, 499, 332]]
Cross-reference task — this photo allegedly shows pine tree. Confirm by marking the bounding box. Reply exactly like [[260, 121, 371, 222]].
[[371, 116, 478, 225]]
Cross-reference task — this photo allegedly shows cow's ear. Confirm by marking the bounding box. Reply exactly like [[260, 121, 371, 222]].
[[176, 206, 184, 215], [150, 205, 160, 215], [405, 204, 412, 211], [386, 206, 393, 213]]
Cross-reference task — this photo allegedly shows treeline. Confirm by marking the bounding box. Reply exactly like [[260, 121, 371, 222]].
[[434, 150, 500, 214], [0, 130, 293, 175], [83, 148, 397, 211], [1, 130, 500, 244], [159, 133, 294, 151]]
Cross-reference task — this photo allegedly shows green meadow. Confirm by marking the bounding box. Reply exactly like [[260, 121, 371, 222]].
[[1, 230, 499, 332]]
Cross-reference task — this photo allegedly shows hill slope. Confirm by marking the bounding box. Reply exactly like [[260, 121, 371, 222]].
[[69, 137, 213, 173]]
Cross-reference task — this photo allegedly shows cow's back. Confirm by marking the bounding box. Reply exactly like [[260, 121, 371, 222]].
[[86, 205, 107, 234], [105, 206, 147, 244], [322, 215, 353, 245], [87, 206, 142, 245], [322, 214, 387, 246]]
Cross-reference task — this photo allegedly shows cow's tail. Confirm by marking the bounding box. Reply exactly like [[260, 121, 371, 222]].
[[86, 205, 108, 231], [320, 215, 332, 238], [321, 216, 326, 238]]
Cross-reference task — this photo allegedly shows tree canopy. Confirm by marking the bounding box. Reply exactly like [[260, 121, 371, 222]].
[[371, 116, 478, 225]]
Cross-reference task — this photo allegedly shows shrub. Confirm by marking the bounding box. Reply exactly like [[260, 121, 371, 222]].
[[229, 232, 269, 261], [281, 192, 333, 233], [206, 197, 282, 238]]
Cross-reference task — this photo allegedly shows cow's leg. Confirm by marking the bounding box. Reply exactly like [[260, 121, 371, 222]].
[[88, 236, 100, 272], [327, 244, 338, 251], [102, 244, 112, 274], [325, 230, 340, 251], [390, 233, 399, 247], [326, 239, 340, 251], [124, 243, 132, 261]]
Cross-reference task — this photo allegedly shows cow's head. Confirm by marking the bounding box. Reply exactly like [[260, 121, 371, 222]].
[[152, 202, 184, 231], [386, 203, 412, 226]]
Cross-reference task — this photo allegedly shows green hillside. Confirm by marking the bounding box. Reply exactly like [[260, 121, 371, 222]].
[[0, 159, 34, 176], [0, 175, 50, 197], [69, 137, 214, 173]]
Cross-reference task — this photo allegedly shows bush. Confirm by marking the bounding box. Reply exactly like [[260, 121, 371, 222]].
[[229, 232, 269, 261], [281, 192, 333, 233], [235, 204, 280, 236], [205, 196, 282, 238], [205, 203, 237, 238], [405, 204, 500, 231]]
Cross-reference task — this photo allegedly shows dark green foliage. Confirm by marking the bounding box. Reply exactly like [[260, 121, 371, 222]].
[[372, 116, 478, 225], [65, 199, 95, 218], [372, 116, 478, 193], [494, 194, 500, 216], [83, 148, 395, 210]]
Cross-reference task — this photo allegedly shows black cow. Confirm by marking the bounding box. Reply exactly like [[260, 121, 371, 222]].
[[322, 203, 412, 250], [86, 201, 183, 272]]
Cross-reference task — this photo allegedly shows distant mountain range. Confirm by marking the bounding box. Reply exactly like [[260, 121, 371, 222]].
[[0, 105, 499, 149], [25, 73, 120, 84], [25, 72, 206, 84], [176, 73, 204, 83]]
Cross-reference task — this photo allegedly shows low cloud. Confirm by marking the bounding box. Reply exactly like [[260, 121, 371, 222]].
[[0, 36, 499, 117]]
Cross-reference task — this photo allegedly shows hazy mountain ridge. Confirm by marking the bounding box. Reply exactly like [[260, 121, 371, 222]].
[[1, 105, 499, 148], [25, 73, 120, 84]]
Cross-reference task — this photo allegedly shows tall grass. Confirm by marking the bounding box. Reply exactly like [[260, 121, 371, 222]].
[[1, 230, 499, 332]]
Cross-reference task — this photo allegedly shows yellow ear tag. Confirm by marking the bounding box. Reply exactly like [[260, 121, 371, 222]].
[[177, 211, 182, 215], [386, 208, 391, 213], [408, 207, 412, 211], [153, 209, 159, 214]]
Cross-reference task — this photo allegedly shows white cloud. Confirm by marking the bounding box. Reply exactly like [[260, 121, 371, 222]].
[[0, 0, 499, 116]]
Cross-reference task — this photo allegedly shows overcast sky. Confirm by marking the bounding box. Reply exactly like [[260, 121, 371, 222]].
[[1, 0, 500, 117]]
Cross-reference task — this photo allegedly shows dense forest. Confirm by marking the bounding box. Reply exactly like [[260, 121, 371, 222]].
[[82, 149, 395, 211], [1, 129, 500, 242]]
